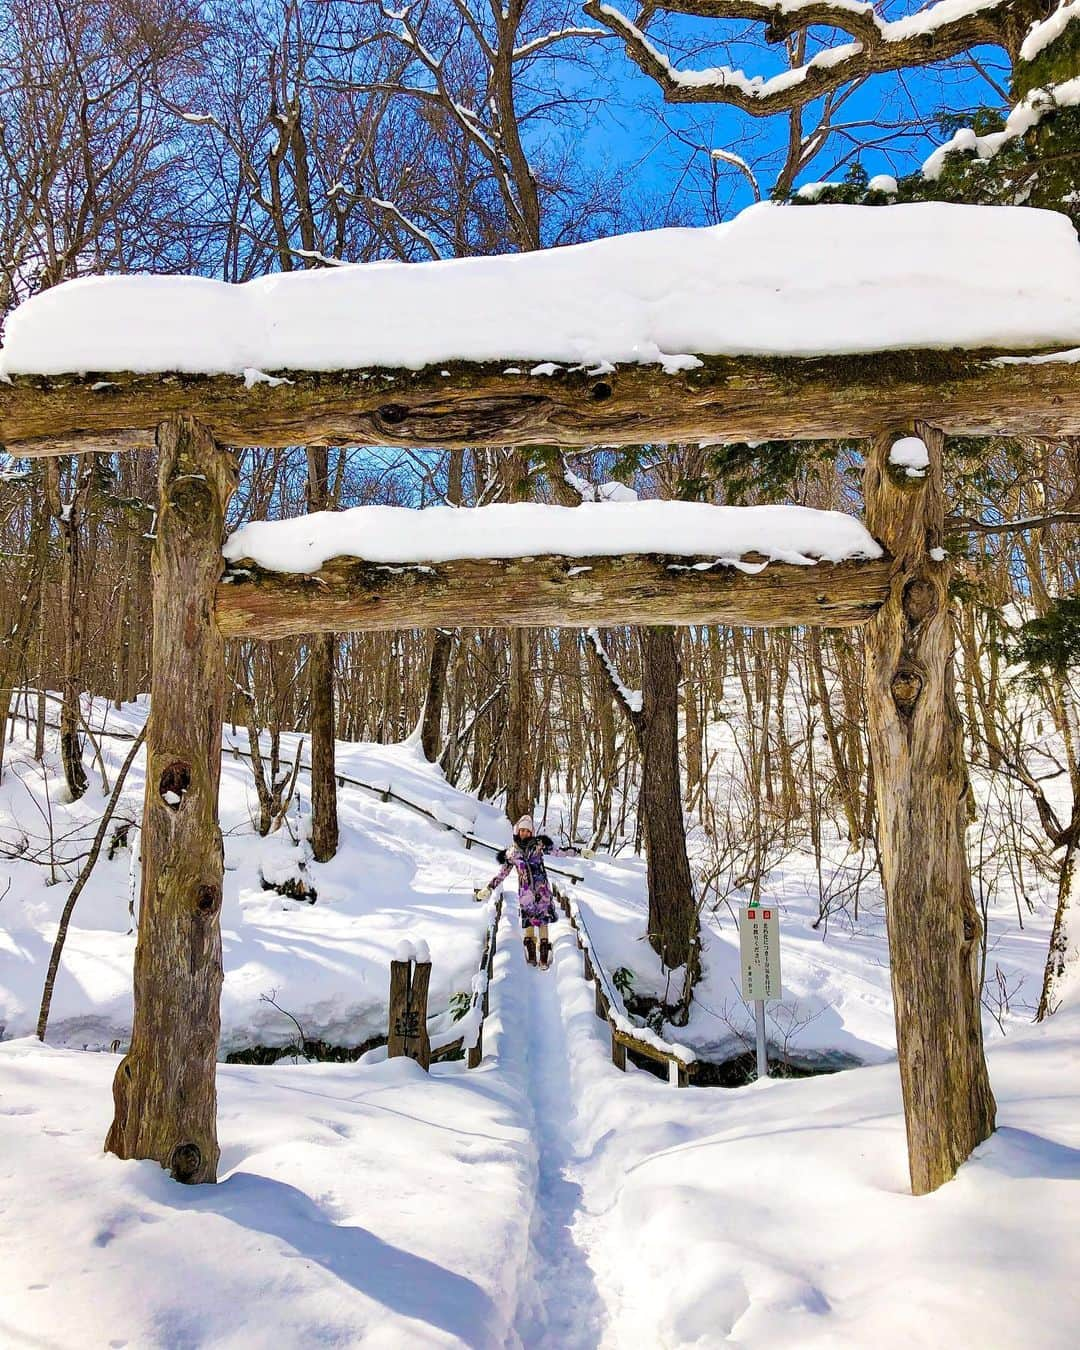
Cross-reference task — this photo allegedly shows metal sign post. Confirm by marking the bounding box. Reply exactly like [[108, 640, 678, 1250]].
[[753, 997, 768, 1080], [739, 905, 782, 1080]]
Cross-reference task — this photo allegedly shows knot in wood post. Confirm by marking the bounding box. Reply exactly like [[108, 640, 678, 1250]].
[[890, 667, 924, 717], [170, 1142, 203, 1184], [158, 760, 191, 811], [195, 883, 221, 917], [902, 576, 938, 628], [387, 953, 432, 1071], [168, 473, 215, 524]]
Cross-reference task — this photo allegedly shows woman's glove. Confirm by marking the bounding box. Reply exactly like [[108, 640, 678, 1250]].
[[474, 886, 492, 902]]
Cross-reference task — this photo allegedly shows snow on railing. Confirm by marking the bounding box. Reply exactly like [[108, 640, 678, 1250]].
[[429, 892, 503, 1069], [552, 884, 697, 1087], [224, 735, 589, 886]]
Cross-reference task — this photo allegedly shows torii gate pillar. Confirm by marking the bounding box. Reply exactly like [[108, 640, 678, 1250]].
[[105, 415, 237, 1183], [863, 423, 996, 1195]]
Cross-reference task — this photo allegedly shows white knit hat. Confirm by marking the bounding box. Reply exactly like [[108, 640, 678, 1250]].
[[514, 814, 535, 834]]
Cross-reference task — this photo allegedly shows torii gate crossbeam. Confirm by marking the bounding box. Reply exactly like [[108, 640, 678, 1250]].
[[2, 349, 1079, 458]]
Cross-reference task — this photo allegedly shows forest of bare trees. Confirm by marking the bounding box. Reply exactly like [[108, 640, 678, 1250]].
[[2, 0, 1078, 1024]]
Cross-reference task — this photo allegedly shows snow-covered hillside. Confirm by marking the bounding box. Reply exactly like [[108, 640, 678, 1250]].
[[1, 700, 512, 1052], [1, 704, 1078, 1348]]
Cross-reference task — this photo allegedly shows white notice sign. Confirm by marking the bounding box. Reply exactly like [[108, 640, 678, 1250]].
[[739, 905, 782, 1001]]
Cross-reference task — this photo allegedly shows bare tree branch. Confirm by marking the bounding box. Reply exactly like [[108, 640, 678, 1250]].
[[584, 1, 1033, 114]]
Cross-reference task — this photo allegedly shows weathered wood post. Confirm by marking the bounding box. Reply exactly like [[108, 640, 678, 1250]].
[[863, 423, 996, 1195], [388, 954, 432, 1070], [105, 416, 238, 1184]]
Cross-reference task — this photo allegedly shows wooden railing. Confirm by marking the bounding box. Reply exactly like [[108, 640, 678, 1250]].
[[554, 886, 696, 1088], [427, 892, 504, 1069], [224, 735, 588, 886]]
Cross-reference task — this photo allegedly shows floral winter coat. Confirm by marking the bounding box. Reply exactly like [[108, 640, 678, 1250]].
[[488, 834, 570, 928]]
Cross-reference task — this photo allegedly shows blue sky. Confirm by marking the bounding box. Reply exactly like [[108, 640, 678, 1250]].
[[555, 5, 1013, 226]]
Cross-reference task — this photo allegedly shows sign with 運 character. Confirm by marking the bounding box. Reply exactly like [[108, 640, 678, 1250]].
[[739, 905, 782, 1001]]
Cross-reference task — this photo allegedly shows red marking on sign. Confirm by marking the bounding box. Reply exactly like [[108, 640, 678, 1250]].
[[747, 910, 757, 920], [763, 910, 772, 920]]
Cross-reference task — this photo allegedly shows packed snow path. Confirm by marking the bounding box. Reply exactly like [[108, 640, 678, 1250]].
[[507, 894, 614, 1350]]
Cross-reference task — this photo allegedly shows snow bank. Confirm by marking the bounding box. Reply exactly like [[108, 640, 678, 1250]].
[[554, 949, 1080, 1350], [4, 203, 1080, 377], [0, 955, 537, 1349], [223, 500, 883, 574], [0, 707, 511, 1050]]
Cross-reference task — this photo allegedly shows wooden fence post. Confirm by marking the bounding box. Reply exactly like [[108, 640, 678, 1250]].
[[105, 416, 238, 1184], [863, 423, 996, 1195], [388, 956, 432, 1070]]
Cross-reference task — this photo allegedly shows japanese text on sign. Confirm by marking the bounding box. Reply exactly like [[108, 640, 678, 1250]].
[[739, 905, 782, 1001]]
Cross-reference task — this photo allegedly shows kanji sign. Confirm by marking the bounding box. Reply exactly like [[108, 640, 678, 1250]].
[[739, 905, 782, 1001]]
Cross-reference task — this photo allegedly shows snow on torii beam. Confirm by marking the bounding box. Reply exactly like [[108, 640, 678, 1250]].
[[1, 351, 1080, 456], [214, 500, 891, 635]]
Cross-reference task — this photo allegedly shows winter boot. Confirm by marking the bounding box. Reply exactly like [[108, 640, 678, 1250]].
[[539, 938, 552, 970], [523, 934, 538, 966]]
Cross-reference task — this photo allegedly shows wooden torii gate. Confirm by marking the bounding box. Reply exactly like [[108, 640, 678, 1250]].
[[3, 349, 1078, 1197]]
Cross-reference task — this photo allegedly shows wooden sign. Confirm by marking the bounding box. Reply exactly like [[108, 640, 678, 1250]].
[[739, 905, 782, 1001], [387, 956, 432, 1070]]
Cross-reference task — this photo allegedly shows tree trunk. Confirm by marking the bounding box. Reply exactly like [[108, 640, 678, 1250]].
[[506, 626, 533, 823], [863, 423, 996, 1196], [105, 415, 238, 1185], [639, 627, 697, 974], [0, 484, 48, 782], [47, 457, 91, 800], [420, 628, 453, 762], [1037, 835, 1078, 1022], [419, 450, 465, 764], [306, 445, 338, 862], [307, 630, 338, 861], [683, 633, 703, 807], [809, 628, 861, 845]]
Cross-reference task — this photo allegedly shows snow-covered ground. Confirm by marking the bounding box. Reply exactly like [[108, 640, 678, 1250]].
[[2, 704, 1078, 1347], [0, 944, 537, 1349], [0, 699, 510, 1052]]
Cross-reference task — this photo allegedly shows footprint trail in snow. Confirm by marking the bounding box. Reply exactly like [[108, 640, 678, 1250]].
[[507, 895, 614, 1350]]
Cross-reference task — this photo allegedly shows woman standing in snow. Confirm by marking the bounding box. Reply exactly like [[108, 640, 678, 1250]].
[[475, 815, 586, 968]]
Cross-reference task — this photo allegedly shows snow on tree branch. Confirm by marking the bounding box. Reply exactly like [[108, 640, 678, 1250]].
[[923, 76, 1080, 179], [586, 626, 644, 720], [583, 0, 1032, 113], [367, 198, 443, 259], [1021, 0, 1080, 62], [511, 26, 608, 59]]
